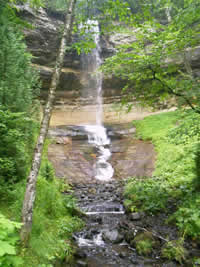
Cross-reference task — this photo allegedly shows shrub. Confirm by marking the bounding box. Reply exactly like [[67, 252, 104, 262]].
[[167, 111, 200, 145], [161, 238, 187, 264], [0, 213, 23, 267], [124, 177, 169, 213], [0, 109, 39, 184], [174, 194, 200, 240]]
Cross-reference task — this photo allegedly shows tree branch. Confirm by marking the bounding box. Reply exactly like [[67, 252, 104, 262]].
[[150, 67, 200, 114]]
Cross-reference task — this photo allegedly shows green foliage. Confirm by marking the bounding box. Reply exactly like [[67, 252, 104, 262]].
[[193, 258, 200, 266], [167, 111, 200, 145], [124, 177, 169, 213], [161, 238, 187, 264], [135, 239, 153, 256], [133, 110, 180, 141], [2, 158, 83, 266], [125, 110, 200, 240], [0, 3, 40, 185], [0, 5, 40, 113], [0, 213, 23, 267], [8, 0, 45, 8], [72, 38, 96, 55], [75, 0, 130, 22], [133, 231, 156, 256], [45, 0, 68, 11], [0, 109, 39, 184], [102, 0, 200, 111], [25, 176, 83, 265], [173, 194, 200, 239]]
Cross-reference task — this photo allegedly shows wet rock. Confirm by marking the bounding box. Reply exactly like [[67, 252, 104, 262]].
[[131, 259, 140, 264], [162, 262, 177, 267], [119, 251, 127, 258], [74, 249, 87, 259], [130, 212, 141, 221], [190, 248, 200, 257], [88, 188, 97, 194], [124, 229, 137, 244], [76, 260, 88, 267], [90, 216, 102, 224], [144, 259, 158, 264], [102, 229, 123, 244]]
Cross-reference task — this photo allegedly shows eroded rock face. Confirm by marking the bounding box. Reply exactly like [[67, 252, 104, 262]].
[[18, 5, 200, 103], [33, 64, 82, 92], [17, 5, 80, 68], [17, 5, 127, 96]]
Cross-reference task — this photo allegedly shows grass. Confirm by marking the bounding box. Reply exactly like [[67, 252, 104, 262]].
[[133, 110, 180, 142], [0, 152, 83, 266], [124, 109, 200, 241]]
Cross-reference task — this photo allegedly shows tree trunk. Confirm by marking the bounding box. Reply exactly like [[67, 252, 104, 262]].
[[21, 0, 76, 244]]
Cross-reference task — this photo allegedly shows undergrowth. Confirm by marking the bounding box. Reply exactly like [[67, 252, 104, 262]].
[[124, 110, 200, 242], [0, 146, 83, 266]]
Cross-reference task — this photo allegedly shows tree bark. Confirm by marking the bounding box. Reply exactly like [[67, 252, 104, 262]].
[[21, 0, 76, 244]]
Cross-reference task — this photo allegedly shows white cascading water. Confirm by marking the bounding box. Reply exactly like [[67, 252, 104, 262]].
[[81, 20, 114, 181]]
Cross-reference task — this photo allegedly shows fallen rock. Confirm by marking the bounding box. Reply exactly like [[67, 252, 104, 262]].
[[102, 229, 123, 244], [130, 212, 141, 221], [119, 251, 127, 258], [74, 248, 87, 259]]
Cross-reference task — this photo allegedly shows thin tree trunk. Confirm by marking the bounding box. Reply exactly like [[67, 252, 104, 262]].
[[183, 50, 194, 79], [165, 6, 172, 23], [21, 0, 76, 244]]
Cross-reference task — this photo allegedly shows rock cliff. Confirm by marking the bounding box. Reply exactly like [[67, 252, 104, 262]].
[[18, 5, 200, 107], [17, 5, 127, 101]]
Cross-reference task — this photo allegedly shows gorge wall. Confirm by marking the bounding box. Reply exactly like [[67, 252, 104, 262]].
[[18, 5, 200, 126], [18, 6, 126, 98]]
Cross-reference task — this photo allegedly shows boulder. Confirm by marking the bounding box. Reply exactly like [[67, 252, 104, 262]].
[[102, 229, 123, 244], [129, 212, 145, 221]]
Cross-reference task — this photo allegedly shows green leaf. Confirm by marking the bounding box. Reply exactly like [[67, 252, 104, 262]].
[[0, 241, 16, 257]]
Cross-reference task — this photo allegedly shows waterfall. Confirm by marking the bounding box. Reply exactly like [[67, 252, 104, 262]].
[[81, 20, 114, 181]]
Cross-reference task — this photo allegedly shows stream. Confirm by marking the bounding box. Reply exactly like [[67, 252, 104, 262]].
[[72, 182, 167, 267]]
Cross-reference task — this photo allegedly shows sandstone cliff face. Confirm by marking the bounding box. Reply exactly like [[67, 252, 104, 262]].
[[18, 5, 200, 99], [17, 5, 126, 98], [17, 5, 82, 95]]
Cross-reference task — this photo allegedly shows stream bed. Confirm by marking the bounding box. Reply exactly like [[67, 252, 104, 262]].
[[71, 181, 179, 267]]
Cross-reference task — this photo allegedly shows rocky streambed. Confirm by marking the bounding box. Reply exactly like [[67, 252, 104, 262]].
[[70, 181, 181, 267], [48, 124, 197, 267]]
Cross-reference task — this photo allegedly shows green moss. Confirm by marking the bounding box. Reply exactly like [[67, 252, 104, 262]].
[[133, 232, 157, 256]]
